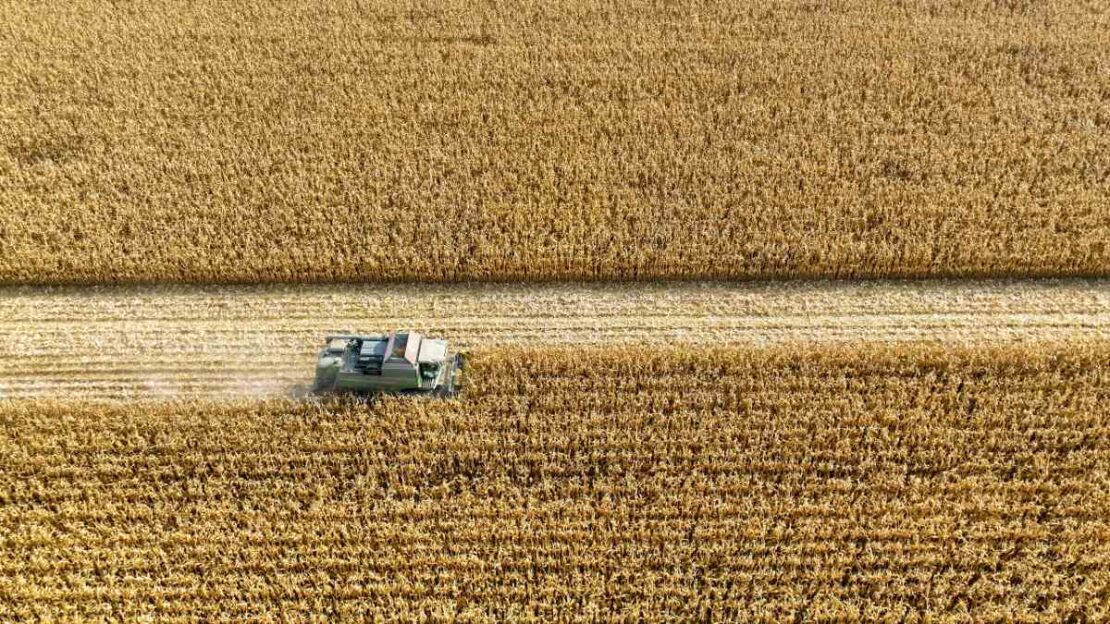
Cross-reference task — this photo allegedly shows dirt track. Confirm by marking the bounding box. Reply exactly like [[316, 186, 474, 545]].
[[1, 279, 1107, 400]]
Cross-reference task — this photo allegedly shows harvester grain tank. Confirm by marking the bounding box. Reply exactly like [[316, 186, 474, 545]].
[[313, 331, 464, 397]]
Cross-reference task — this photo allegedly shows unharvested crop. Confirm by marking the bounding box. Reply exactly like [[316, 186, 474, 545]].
[[1, 344, 1108, 620], [1, 0, 1108, 284]]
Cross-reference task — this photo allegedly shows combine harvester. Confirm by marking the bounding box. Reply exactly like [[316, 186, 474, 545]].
[[312, 331, 465, 397]]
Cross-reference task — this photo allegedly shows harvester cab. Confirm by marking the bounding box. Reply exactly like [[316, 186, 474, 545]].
[[313, 331, 465, 397]]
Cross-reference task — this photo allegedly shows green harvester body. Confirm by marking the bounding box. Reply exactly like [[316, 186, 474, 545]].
[[313, 331, 464, 397]]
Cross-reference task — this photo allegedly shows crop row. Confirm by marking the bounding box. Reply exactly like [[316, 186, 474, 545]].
[[0, 344, 1107, 620], [2, 0, 1107, 284]]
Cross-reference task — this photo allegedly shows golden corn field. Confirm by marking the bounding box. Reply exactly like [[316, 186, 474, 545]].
[[1, 345, 1108, 620], [2, 0, 1108, 284], [3, 0, 1110, 619]]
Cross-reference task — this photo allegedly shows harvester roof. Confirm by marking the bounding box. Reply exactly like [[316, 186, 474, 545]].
[[323, 331, 444, 366]]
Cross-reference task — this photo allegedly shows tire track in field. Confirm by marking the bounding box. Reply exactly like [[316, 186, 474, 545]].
[[0, 279, 1107, 400]]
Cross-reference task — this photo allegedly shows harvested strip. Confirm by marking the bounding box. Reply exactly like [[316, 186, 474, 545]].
[[1, 279, 1107, 400]]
